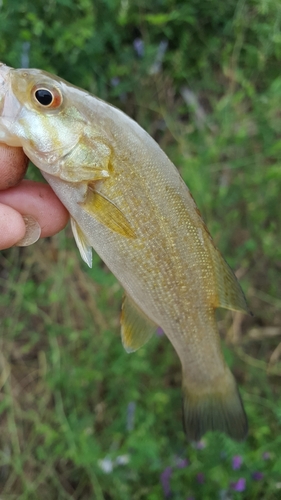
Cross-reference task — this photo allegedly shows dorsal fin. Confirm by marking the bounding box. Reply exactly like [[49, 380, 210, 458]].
[[121, 294, 157, 352], [212, 249, 250, 314]]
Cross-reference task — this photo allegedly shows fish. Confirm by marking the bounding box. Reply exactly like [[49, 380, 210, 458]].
[[0, 62, 249, 441]]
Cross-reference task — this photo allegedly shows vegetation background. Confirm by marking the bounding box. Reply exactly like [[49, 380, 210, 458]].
[[0, 0, 281, 498]]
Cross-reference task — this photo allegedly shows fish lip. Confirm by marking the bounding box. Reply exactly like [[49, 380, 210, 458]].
[[0, 62, 10, 85], [0, 62, 11, 115]]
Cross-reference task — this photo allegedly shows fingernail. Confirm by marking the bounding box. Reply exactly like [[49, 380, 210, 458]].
[[16, 215, 41, 246]]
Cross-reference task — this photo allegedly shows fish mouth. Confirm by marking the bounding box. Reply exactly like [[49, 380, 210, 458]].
[[0, 62, 20, 146]]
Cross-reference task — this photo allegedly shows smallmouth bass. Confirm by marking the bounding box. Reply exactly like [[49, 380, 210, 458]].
[[0, 62, 249, 441]]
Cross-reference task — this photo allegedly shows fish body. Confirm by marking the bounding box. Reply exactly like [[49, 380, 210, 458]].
[[0, 62, 249, 440]]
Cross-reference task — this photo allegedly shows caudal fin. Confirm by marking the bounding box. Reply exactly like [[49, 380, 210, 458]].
[[182, 368, 248, 441]]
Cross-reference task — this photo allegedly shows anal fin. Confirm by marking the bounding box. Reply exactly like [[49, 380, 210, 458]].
[[80, 187, 136, 239], [121, 294, 157, 352], [71, 217, 92, 268]]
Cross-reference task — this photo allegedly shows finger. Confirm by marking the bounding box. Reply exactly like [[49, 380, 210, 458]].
[[0, 180, 69, 237], [0, 144, 28, 190], [0, 202, 26, 249]]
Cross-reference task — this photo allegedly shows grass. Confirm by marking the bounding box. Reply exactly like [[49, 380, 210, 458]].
[[0, 238, 280, 499]]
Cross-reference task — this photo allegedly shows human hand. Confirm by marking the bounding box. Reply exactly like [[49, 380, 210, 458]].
[[0, 144, 69, 250]]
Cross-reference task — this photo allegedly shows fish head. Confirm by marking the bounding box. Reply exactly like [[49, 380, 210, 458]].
[[0, 62, 89, 176]]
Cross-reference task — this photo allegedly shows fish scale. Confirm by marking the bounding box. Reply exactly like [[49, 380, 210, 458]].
[[0, 62, 249, 441]]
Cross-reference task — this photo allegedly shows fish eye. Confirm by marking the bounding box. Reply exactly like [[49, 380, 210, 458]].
[[32, 85, 63, 109], [35, 88, 53, 106]]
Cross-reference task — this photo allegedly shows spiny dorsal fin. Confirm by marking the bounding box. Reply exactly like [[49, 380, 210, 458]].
[[80, 187, 136, 239], [121, 294, 157, 353], [212, 250, 250, 314], [71, 217, 92, 268]]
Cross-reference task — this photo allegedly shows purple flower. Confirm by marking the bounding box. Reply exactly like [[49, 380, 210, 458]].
[[126, 401, 136, 431], [252, 471, 264, 481], [232, 455, 243, 470], [262, 451, 271, 460], [149, 40, 168, 75], [193, 439, 206, 450], [160, 467, 172, 498], [111, 77, 120, 87], [197, 472, 205, 484], [175, 457, 189, 469], [156, 327, 165, 336], [133, 38, 144, 58], [230, 478, 246, 492]]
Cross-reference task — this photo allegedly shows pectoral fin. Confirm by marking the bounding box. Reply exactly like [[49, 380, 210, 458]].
[[80, 188, 136, 238], [121, 294, 157, 352], [71, 217, 92, 268]]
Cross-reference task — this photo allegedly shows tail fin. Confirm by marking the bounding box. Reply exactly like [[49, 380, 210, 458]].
[[182, 368, 248, 442]]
